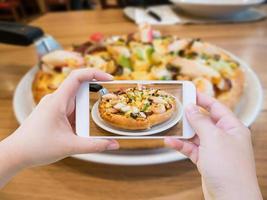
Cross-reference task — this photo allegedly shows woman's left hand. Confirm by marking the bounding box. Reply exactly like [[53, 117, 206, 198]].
[[0, 69, 119, 172]]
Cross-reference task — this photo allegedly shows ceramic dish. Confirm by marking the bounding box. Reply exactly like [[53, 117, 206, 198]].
[[170, 0, 265, 17]]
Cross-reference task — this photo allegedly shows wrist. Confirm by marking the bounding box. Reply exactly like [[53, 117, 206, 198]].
[[0, 130, 29, 172], [216, 180, 262, 200], [0, 130, 29, 188]]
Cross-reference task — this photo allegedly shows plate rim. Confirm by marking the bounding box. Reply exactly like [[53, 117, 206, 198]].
[[72, 151, 187, 166], [169, 0, 265, 6]]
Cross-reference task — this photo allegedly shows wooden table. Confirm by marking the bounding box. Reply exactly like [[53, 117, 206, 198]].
[[0, 8, 267, 199]]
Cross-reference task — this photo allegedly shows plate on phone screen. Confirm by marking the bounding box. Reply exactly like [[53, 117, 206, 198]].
[[91, 100, 183, 136]]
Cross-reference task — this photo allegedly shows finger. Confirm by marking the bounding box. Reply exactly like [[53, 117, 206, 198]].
[[186, 103, 218, 142], [56, 68, 113, 102], [164, 138, 198, 164], [197, 92, 235, 123], [71, 137, 119, 154], [197, 92, 242, 131]]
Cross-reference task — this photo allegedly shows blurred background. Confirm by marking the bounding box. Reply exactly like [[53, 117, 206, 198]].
[[0, 0, 172, 22], [1, 0, 266, 23]]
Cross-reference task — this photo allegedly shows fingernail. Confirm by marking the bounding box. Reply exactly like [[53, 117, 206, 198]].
[[164, 138, 183, 150], [186, 104, 199, 115], [106, 141, 119, 150], [164, 138, 176, 148]]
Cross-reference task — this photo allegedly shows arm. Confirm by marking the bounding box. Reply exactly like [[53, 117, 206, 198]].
[[0, 134, 26, 188], [0, 69, 119, 188]]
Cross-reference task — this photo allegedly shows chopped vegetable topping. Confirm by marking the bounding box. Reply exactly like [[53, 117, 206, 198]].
[[101, 87, 175, 119], [90, 32, 104, 42], [118, 55, 132, 70]]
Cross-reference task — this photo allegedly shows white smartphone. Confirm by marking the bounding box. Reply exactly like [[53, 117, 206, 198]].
[[76, 81, 196, 139]]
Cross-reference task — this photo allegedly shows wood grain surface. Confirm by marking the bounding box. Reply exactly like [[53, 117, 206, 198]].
[[0, 8, 267, 200]]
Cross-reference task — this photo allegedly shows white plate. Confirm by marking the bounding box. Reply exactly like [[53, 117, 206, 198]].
[[13, 50, 263, 165], [91, 100, 182, 136], [170, 0, 265, 17]]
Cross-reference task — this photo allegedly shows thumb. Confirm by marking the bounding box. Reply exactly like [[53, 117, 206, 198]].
[[186, 104, 218, 143], [71, 137, 120, 154]]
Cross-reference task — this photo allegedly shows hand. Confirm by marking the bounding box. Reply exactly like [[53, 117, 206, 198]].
[[0, 69, 119, 188], [165, 93, 262, 200]]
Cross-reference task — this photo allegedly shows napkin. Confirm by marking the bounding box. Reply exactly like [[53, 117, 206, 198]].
[[132, 5, 181, 25]]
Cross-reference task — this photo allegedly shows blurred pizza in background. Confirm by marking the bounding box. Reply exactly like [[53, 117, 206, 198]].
[[32, 24, 244, 109]]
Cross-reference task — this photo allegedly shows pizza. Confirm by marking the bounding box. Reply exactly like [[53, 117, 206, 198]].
[[32, 50, 84, 102], [32, 24, 244, 109], [98, 87, 177, 130]]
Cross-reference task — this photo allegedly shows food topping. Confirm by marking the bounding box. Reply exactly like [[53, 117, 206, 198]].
[[101, 87, 175, 119], [151, 104, 166, 114], [216, 78, 232, 91], [40, 25, 242, 104], [102, 93, 118, 100], [90, 32, 104, 42], [139, 23, 153, 43], [41, 50, 84, 74]]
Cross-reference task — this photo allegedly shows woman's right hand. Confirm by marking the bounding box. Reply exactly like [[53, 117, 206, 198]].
[[165, 93, 262, 200]]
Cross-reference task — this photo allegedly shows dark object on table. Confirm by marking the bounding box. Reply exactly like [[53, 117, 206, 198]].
[[100, 0, 170, 9], [45, 0, 71, 11], [147, 10, 162, 21], [71, 0, 94, 10], [0, 21, 61, 56], [122, 0, 170, 6], [0, 21, 43, 45], [90, 83, 108, 95]]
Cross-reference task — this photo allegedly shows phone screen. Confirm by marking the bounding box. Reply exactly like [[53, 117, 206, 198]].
[[72, 80, 196, 139]]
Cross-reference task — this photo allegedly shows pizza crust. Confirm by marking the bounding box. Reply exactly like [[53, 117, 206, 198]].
[[32, 71, 67, 103], [32, 71, 53, 103], [147, 105, 176, 127], [217, 68, 245, 109]]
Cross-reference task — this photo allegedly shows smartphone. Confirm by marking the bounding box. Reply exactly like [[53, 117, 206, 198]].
[[76, 81, 196, 139]]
